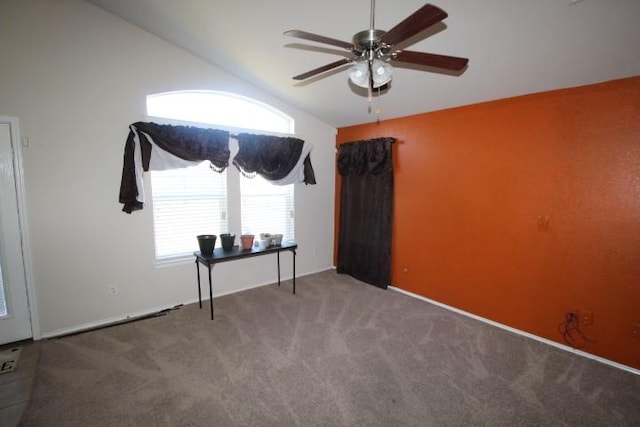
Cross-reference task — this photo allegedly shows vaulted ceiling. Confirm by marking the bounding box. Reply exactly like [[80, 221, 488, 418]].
[[88, 0, 640, 128]]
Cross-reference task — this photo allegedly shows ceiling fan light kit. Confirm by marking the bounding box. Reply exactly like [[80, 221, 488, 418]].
[[284, 1, 468, 98], [349, 59, 393, 89]]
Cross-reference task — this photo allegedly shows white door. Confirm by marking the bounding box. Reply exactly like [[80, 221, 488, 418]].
[[0, 119, 32, 344]]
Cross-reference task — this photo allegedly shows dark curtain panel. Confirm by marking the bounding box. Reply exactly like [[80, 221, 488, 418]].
[[234, 133, 316, 184], [337, 137, 394, 289], [119, 122, 230, 213]]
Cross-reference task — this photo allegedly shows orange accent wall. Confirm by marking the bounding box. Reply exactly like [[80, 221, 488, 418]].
[[336, 76, 640, 369]]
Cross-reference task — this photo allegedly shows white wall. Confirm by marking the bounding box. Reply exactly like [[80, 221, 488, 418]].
[[0, 0, 336, 336]]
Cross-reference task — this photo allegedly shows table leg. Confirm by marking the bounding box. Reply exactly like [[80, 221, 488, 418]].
[[277, 250, 281, 287], [195, 259, 202, 309], [293, 249, 296, 295], [208, 264, 214, 320]]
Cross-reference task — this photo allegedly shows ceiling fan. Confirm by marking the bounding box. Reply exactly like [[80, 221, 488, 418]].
[[284, 1, 468, 93]]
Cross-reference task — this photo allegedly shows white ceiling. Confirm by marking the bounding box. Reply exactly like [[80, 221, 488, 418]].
[[88, 0, 640, 128]]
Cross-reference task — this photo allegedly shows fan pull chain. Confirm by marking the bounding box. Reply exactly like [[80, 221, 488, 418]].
[[374, 87, 382, 122], [367, 86, 383, 119], [367, 58, 374, 112]]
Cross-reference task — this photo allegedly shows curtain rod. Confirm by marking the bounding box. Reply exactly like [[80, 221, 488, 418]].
[[230, 132, 303, 140], [143, 117, 297, 140]]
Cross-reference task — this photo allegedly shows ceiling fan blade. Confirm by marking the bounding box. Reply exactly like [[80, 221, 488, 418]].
[[292, 58, 351, 80], [381, 4, 448, 47], [284, 30, 353, 50], [392, 50, 468, 71]]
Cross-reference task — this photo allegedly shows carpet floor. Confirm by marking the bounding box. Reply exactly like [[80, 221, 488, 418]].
[[21, 270, 640, 426]]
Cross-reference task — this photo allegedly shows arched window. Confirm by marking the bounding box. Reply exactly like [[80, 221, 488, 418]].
[[147, 90, 294, 134], [147, 90, 295, 263]]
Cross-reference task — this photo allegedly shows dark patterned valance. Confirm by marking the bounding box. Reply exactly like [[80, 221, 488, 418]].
[[119, 122, 316, 214], [119, 122, 230, 213], [132, 121, 230, 170], [233, 133, 316, 184], [337, 137, 395, 177]]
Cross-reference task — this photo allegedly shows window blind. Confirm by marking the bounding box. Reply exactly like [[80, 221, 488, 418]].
[[240, 175, 294, 242], [151, 162, 228, 262]]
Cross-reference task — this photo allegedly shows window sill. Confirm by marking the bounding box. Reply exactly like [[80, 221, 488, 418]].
[[154, 254, 194, 268]]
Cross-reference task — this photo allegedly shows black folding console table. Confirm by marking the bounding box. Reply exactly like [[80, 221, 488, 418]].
[[194, 242, 297, 319]]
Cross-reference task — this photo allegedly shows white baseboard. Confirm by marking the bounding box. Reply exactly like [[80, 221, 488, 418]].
[[39, 302, 180, 339], [39, 268, 333, 340], [389, 286, 640, 376]]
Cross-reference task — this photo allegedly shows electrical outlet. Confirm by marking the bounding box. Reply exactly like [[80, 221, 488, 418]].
[[632, 323, 640, 338], [536, 216, 550, 231], [108, 283, 119, 296], [577, 309, 594, 326]]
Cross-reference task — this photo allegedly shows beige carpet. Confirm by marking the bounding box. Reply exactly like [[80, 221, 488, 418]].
[[21, 270, 640, 426]]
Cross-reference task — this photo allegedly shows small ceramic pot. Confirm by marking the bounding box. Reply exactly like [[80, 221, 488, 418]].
[[220, 233, 235, 251], [197, 235, 217, 257], [240, 234, 254, 250]]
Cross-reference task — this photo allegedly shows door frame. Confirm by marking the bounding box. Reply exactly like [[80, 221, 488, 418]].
[[0, 116, 39, 341]]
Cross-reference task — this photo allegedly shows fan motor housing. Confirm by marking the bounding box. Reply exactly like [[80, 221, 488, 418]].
[[352, 29, 388, 57]]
